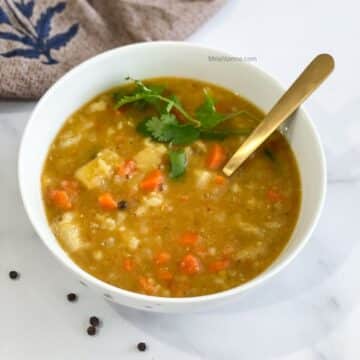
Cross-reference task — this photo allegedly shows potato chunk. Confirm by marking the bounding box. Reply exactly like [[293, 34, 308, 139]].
[[75, 149, 121, 189], [52, 212, 85, 252], [134, 141, 167, 171]]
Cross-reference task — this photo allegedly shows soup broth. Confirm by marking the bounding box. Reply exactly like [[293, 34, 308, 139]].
[[42, 77, 301, 297]]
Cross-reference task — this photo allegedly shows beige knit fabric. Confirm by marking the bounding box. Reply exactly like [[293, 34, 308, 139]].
[[0, 0, 225, 99]]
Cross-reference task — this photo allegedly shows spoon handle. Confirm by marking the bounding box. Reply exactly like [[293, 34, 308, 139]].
[[223, 53, 334, 176]]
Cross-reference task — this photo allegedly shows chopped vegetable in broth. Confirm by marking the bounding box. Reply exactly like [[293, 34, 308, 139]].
[[42, 77, 301, 297]]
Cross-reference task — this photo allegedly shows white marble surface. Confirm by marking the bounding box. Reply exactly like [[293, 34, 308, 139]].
[[1, 0, 359, 359]]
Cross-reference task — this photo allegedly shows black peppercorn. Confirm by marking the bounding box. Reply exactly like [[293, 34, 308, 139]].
[[89, 316, 100, 327], [67, 293, 78, 302], [137, 342, 147, 352], [9, 271, 19, 280], [87, 326, 96, 336], [117, 200, 128, 210]]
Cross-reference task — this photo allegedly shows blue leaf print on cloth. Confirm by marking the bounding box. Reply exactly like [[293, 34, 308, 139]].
[[2, 46, 39, 58], [46, 23, 78, 50], [35, 2, 66, 39], [0, 0, 79, 64], [14, 0, 34, 17], [0, 6, 10, 24], [0, 30, 34, 46]]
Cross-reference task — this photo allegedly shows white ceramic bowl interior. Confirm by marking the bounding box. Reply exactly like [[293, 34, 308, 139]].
[[18, 42, 326, 313]]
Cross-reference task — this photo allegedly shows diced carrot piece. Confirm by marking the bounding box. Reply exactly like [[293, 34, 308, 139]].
[[117, 159, 137, 177], [98, 192, 117, 210], [140, 169, 164, 192], [180, 254, 201, 275], [154, 251, 171, 265], [138, 276, 156, 295], [207, 144, 226, 170], [123, 258, 135, 272], [267, 188, 283, 203], [208, 259, 230, 273], [157, 269, 173, 281], [48, 189, 72, 210], [214, 175, 226, 185], [179, 231, 199, 246]]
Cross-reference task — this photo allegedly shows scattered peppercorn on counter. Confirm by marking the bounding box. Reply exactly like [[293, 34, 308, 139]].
[[41, 77, 301, 297]]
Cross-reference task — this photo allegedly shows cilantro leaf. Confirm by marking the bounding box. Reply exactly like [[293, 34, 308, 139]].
[[195, 91, 260, 129], [170, 125, 200, 145], [114, 92, 150, 108], [146, 114, 178, 142], [136, 82, 165, 111], [113, 80, 164, 110], [115, 79, 201, 127], [169, 150, 187, 178], [136, 118, 153, 137], [143, 114, 200, 145], [117, 78, 259, 149], [195, 89, 225, 129]]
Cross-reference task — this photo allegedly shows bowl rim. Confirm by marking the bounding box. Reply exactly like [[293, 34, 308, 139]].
[[18, 40, 327, 305]]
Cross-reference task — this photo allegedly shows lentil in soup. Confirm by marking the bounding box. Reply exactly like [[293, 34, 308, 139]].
[[42, 77, 301, 297]]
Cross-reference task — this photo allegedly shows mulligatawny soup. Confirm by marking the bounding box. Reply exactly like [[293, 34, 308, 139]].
[[42, 77, 301, 297]]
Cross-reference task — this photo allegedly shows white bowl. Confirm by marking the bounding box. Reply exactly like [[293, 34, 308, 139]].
[[18, 41, 326, 313]]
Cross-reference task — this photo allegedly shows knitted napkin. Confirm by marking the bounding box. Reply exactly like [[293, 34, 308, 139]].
[[0, 0, 225, 99]]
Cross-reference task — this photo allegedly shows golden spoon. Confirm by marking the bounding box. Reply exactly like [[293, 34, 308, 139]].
[[222, 54, 334, 176]]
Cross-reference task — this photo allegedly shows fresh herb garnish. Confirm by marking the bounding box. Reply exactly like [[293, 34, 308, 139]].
[[195, 89, 226, 129], [136, 118, 153, 137], [170, 125, 200, 145], [143, 114, 200, 145], [169, 150, 187, 178], [114, 78, 259, 178], [145, 114, 178, 142], [115, 78, 201, 127]]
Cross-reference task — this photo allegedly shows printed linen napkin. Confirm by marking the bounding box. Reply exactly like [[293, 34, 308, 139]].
[[0, 0, 225, 99]]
